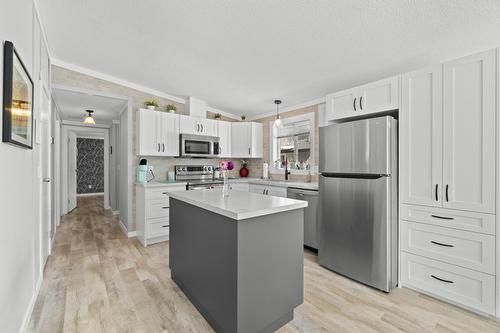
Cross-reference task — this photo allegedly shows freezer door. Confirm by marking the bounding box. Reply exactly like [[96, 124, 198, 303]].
[[319, 116, 394, 175], [318, 174, 395, 292]]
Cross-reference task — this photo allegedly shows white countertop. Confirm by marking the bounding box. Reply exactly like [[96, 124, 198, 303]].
[[166, 189, 308, 220], [136, 178, 318, 190]]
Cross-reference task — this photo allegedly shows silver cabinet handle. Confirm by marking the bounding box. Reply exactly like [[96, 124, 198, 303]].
[[430, 240, 454, 247], [196, 123, 199, 132], [359, 96, 363, 110], [43, 178, 51, 183], [353, 97, 357, 111], [162, 225, 168, 228], [201, 124, 204, 132], [431, 214, 454, 220], [248, 147, 251, 155], [162, 143, 165, 152], [158, 143, 160, 152]]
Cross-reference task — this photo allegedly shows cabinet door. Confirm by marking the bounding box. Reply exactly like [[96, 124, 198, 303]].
[[249, 184, 267, 195], [160, 113, 179, 156], [266, 186, 287, 198], [358, 76, 399, 114], [442, 50, 496, 213], [218, 121, 232, 157], [231, 122, 250, 157], [199, 118, 218, 136], [325, 88, 357, 120], [250, 122, 263, 158], [179, 115, 200, 135], [137, 109, 159, 155], [400, 66, 443, 207]]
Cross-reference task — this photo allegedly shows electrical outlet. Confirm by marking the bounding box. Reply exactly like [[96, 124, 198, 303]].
[[88, 184, 92, 189]]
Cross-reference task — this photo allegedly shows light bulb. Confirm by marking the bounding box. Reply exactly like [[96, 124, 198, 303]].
[[83, 115, 95, 125], [273, 117, 282, 128]]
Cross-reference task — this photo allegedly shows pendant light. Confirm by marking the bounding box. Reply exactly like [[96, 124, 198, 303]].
[[83, 109, 96, 125], [273, 99, 282, 128]]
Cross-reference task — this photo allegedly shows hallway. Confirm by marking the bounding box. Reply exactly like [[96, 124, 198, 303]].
[[28, 197, 500, 333]]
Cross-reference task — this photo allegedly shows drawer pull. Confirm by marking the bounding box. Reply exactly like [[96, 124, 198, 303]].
[[162, 192, 169, 194], [431, 240, 454, 248], [162, 225, 168, 228], [161, 206, 169, 209], [431, 274, 454, 284], [431, 214, 454, 220]]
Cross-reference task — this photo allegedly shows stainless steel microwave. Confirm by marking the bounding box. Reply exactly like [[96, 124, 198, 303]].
[[180, 134, 220, 158]]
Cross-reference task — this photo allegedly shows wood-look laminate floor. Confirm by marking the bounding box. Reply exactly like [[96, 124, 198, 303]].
[[28, 196, 500, 333]]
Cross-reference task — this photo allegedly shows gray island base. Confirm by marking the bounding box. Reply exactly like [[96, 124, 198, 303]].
[[168, 189, 307, 333]]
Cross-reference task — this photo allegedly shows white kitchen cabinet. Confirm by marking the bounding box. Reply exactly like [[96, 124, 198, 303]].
[[442, 50, 496, 214], [325, 75, 399, 121], [137, 109, 179, 156], [136, 184, 186, 246], [217, 121, 232, 157], [230, 182, 249, 192], [180, 115, 218, 137], [401, 50, 496, 214], [231, 122, 263, 158], [400, 66, 443, 207]]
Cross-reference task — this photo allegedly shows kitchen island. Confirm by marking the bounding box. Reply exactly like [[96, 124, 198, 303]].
[[167, 189, 307, 333]]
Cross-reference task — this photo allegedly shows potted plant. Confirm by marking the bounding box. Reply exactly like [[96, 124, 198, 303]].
[[241, 115, 246, 121], [166, 103, 177, 113], [145, 100, 158, 110], [239, 160, 249, 178], [214, 113, 222, 120]]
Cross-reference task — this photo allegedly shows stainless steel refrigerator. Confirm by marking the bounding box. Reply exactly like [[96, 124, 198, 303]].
[[318, 116, 397, 292]]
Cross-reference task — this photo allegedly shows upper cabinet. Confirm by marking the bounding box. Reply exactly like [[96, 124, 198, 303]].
[[326, 76, 399, 121], [179, 115, 218, 137], [442, 50, 496, 214], [137, 109, 179, 156], [400, 50, 496, 214], [231, 122, 263, 158], [218, 121, 232, 158]]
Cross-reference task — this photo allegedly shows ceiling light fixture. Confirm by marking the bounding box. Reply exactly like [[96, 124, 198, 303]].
[[273, 99, 282, 128], [83, 109, 96, 125]]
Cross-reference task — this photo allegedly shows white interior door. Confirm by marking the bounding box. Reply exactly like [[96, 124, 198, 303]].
[[400, 66, 443, 207], [40, 86, 52, 264], [68, 132, 78, 211], [442, 50, 496, 214]]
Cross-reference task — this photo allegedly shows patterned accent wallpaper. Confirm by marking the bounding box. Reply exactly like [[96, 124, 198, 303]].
[[77, 138, 104, 194]]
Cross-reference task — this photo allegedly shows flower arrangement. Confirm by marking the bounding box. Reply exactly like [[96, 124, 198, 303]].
[[219, 160, 234, 197], [144, 99, 158, 110], [214, 113, 222, 120]]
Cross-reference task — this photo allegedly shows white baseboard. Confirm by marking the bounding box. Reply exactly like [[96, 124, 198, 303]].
[[118, 219, 136, 238], [112, 210, 119, 215], [20, 274, 43, 333], [104, 205, 111, 210], [77, 192, 104, 197]]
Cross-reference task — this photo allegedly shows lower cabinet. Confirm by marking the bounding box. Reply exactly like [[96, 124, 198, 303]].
[[400, 203, 496, 315], [136, 184, 186, 246], [229, 182, 249, 192]]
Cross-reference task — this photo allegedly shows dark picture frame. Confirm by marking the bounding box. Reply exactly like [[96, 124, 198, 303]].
[[2, 40, 34, 149]]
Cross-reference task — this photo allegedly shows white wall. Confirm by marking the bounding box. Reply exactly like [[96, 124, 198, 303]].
[[118, 106, 130, 228], [0, 0, 44, 332]]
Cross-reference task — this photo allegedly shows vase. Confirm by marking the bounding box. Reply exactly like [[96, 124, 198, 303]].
[[147, 105, 155, 110], [222, 171, 230, 197], [239, 166, 249, 178]]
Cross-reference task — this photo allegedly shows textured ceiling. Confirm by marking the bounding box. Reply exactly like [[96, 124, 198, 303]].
[[52, 88, 127, 123], [38, 0, 500, 116]]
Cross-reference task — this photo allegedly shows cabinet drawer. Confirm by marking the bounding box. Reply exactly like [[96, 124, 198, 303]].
[[401, 252, 495, 315], [146, 199, 170, 218], [147, 218, 169, 238], [401, 221, 495, 274], [145, 186, 186, 200], [401, 204, 495, 235]]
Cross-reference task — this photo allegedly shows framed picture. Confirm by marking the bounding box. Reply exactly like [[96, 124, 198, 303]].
[[2, 40, 34, 149]]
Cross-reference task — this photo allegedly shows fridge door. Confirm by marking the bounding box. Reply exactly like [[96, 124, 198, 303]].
[[318, 174, 395, 291], [319, 116, 394, 175]]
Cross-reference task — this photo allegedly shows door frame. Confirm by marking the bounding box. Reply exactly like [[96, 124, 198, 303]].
[[61, 124, 110, 213]]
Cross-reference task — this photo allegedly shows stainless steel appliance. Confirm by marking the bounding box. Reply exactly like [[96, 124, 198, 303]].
[[318, 115, 397, 292], [180, 134, 220, 158], [175, 165, 223, 190], [287, 187, 319, 249]]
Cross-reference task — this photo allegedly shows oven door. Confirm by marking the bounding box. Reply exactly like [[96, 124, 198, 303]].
[[180, 134, 219, 158]]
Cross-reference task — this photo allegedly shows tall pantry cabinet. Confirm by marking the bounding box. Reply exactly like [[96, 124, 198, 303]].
[[400, 49, 497, 316]]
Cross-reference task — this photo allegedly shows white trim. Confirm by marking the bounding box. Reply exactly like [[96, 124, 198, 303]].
[[248, 97, 326, 121], [52, 58, 186, 103], [61, 120, 111, 129], [77, 192, 104, 197], [51, 60, 243, 120], [112, 210, 120, 215], [118, 219, 136, 238], [32, 0, 52, 59], [206, 106, 240, 120], [19, 274, 43, 333]]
